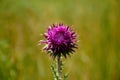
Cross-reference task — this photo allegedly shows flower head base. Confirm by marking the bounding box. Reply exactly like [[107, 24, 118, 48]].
[[39, 23, 77, 58]]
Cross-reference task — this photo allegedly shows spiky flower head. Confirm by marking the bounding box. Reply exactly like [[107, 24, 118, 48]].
[[39, 23, 77, 58]]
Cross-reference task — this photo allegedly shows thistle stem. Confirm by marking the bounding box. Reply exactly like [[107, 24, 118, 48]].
[[57, 55, 62, 80]]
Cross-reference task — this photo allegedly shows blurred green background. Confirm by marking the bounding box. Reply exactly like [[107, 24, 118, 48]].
[[0, 0, 120, 80]]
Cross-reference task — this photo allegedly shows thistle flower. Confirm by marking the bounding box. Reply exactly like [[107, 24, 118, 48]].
[[39, 23, 77, 58]]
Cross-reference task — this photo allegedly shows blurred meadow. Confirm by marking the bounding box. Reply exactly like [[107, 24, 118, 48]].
[[0, 0, 120, 80]]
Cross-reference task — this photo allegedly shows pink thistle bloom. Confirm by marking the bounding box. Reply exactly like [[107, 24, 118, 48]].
[[39, 23, 77, 58]]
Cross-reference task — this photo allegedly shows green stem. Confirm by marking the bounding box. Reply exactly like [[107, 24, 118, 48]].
[[57, 55, 62, 80]]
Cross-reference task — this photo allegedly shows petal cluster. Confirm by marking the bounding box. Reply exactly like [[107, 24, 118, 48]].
[[40, 24, 77, 58]]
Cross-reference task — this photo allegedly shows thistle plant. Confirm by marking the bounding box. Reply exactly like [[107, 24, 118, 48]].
[[39, 23, 77, 80]]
